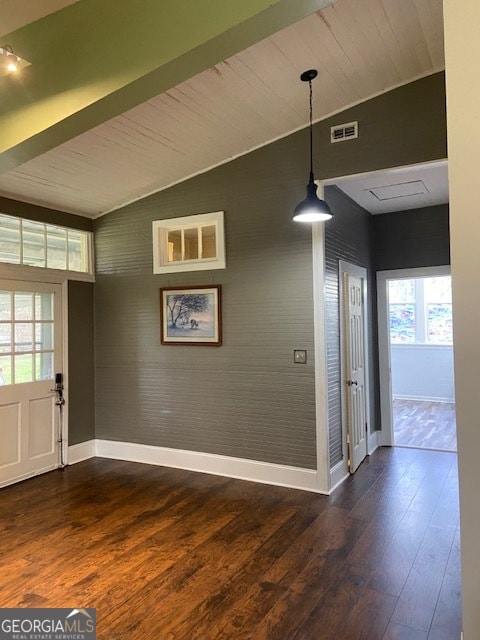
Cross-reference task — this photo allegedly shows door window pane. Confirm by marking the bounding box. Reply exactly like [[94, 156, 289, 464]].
[[35, 352, 53, 381], [35, 293, 53, 321], [14, 354, 33, 383], [0, 324, 11, 353], [0, 355, 12, 385], [0, 288, 56, 387], [15, 324, 33, 351], [35, 323, 54, 350]]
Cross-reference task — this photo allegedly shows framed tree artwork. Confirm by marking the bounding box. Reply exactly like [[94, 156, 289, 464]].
[[159, 285, 222, 346]]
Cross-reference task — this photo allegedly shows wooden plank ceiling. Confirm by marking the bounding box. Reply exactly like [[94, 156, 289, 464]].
[[0, 0, 445, 218]]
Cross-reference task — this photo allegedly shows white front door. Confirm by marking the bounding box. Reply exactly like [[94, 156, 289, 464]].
[[0, 281, 63, 487], [344, 273, 367, 473]]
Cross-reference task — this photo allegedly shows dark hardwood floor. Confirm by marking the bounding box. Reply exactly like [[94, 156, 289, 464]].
[[0, 448, 461, 639]]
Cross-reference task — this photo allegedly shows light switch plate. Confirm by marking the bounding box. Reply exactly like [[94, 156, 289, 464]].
[[294, 349, 307, 364]]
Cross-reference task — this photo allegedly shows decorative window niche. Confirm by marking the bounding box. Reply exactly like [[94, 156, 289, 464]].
[[153, 211, 225, 274]]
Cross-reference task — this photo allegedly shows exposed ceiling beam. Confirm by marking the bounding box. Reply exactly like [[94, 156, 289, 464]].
[[0, 0, 335, 174]]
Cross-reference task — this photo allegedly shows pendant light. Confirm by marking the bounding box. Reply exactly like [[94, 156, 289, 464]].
[[293, 69, 333, 222]]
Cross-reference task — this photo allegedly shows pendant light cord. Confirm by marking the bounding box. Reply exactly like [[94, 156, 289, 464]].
[[308, 79, 314, 183]]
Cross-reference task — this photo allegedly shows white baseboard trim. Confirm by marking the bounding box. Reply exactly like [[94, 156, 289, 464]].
[[377, 429, 393, 447], [66, 439, 350, 494], [329, 458, 349, 492], [368, 430, 379, 455], [95, 439, 324, 493], [68, 440, 96, 464], [393, 394, 455, 403]]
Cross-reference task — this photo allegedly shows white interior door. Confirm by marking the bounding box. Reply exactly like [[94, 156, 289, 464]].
[[344, 273, 367, 473], [0, 281, 63, 487]]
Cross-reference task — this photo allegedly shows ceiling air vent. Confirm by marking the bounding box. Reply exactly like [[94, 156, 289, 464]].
[[331, 121, 358, 143]]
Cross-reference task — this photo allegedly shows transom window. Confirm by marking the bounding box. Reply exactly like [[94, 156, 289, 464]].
[[0, 214, 93, 274], [153, 211, 225, 274], [0, 290, 54, 386], [389, 276, 452, 345]]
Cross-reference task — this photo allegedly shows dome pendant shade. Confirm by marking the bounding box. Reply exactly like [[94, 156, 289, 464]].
[[293, 69, 333, 223], [293, 175, 333, 222]]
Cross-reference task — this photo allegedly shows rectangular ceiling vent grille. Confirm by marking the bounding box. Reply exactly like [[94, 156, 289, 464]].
[[331, 121, 358, 143]]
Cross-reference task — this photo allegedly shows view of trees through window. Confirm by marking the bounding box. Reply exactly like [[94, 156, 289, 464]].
[[389, 276, 453, 344], [0, 290, 54, 386]]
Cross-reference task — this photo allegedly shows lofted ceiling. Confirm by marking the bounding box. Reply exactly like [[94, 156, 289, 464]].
[[0, 0, 445, 219]]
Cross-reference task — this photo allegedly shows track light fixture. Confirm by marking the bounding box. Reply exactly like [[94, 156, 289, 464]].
[[0, 45, 30, 77], [293, 69, 333, 223]]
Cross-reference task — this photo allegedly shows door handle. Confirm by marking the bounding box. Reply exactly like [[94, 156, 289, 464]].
[[346, 380, 358, 386]]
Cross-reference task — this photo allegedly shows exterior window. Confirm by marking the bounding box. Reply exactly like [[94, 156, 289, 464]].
[[389, 276, 453, 345], [153, 211, 225, 274], [0, 214, 93, 275]]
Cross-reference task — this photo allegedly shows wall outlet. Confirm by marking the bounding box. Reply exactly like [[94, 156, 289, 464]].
[[294, 350, 307, 364]]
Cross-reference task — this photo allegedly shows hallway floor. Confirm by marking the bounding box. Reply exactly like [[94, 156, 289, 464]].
[[393, 399, 457, 452]]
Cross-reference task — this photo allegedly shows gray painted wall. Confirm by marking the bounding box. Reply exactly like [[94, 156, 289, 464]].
[[94, 73, 447, 470], [373, 204, 450, 271], [391, 345, 454, 402], [94, 164, 318, 468], [324, 186, 375, 467], [68, 281, 95, 445]]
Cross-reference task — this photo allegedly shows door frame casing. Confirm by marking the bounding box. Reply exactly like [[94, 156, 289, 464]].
[[0, 266, 70, 469], [339, 261, 372, 473], [312, 190, 331, 493], [376, 265, 451, 446]]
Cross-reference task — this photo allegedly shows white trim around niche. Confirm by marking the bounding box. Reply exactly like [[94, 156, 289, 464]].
[[152, 211, 226, 274]]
